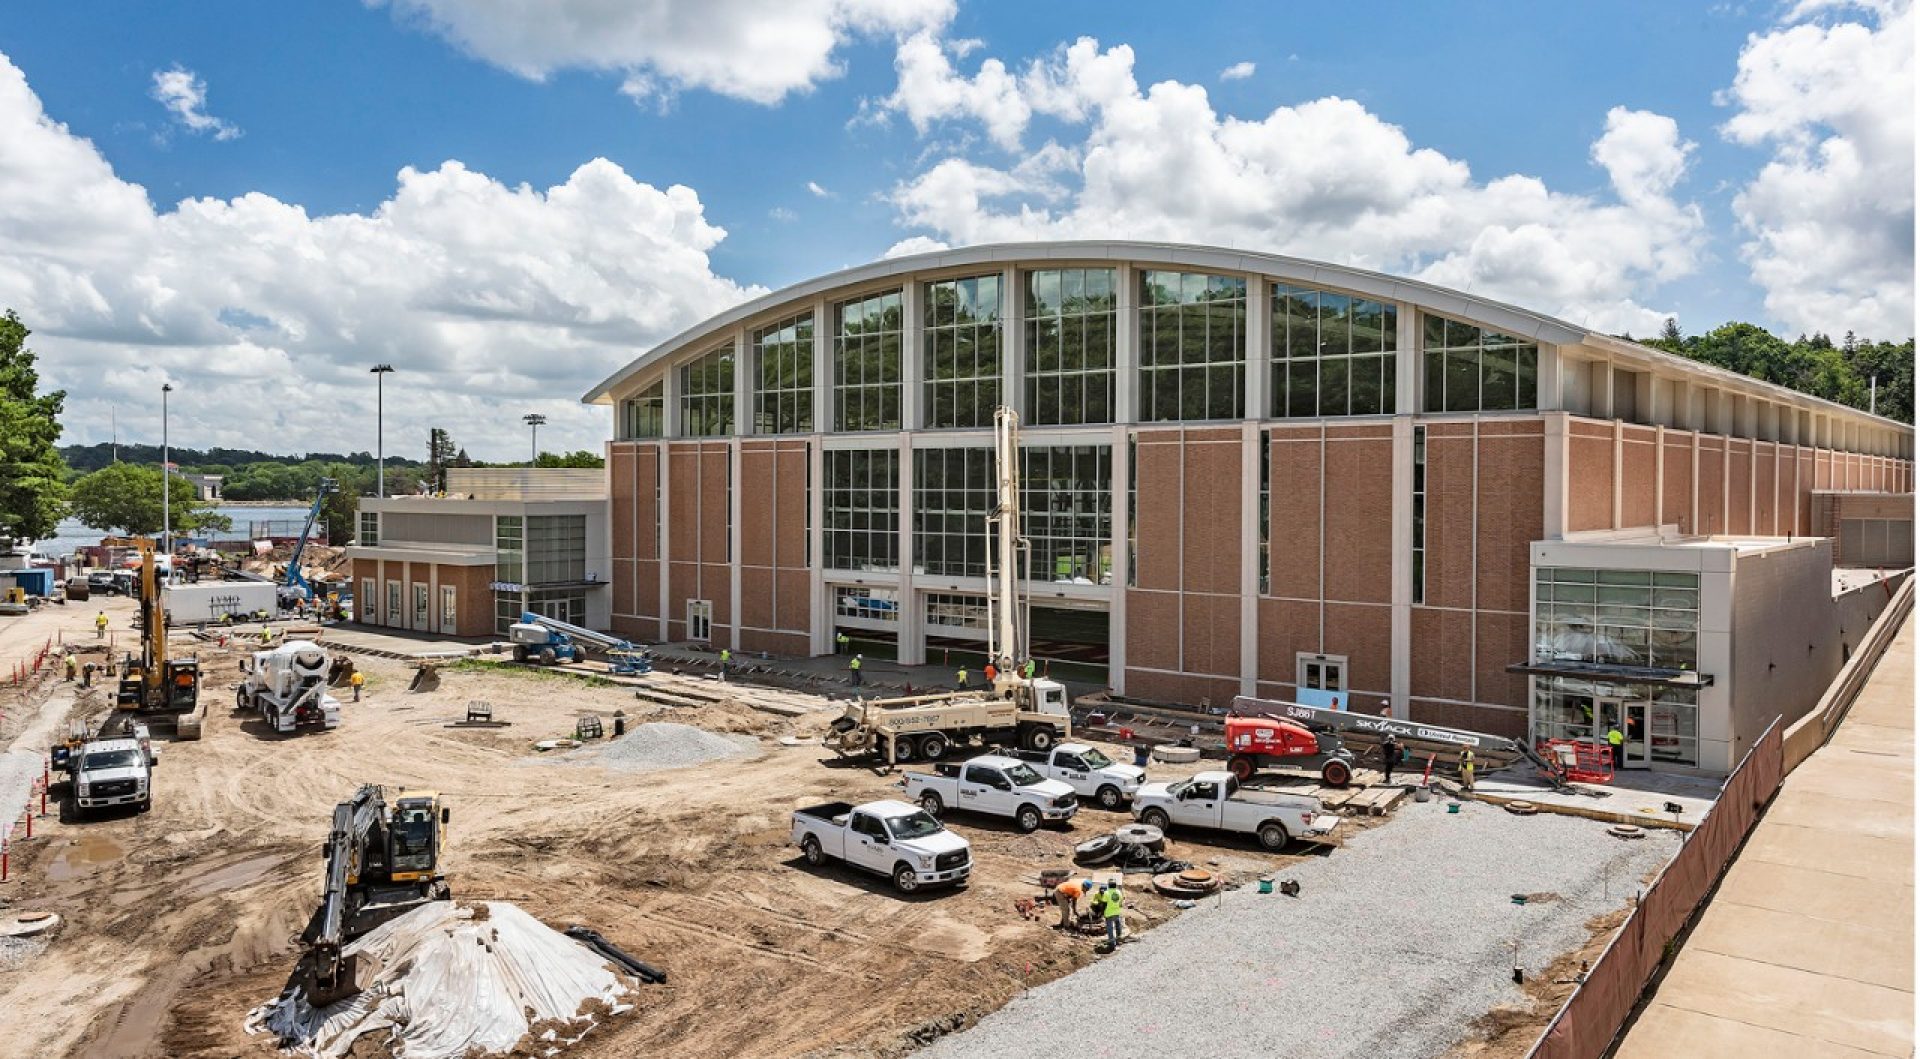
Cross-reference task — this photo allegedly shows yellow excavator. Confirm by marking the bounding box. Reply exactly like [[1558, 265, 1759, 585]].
[[303, 784, 451, 1002], [115, 541, 202, 739]]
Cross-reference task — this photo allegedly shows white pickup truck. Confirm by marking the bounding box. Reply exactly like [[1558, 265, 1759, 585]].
[[1132, 770, 1336, 851], [903, 754, 1079, 833], [791, 799, 972, 894], [72, 736, 155, 815], [1005, 743, 1147, 810]]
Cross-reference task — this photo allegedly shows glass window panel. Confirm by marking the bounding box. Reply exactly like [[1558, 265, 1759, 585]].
[[1515, 346, 1538, 408], [1481, 344, 1518, 411], [1318, 292, 1351, 356], [1350, 354, 1383, 415], [1318, 356, 1349, 417], [1444, 348, 1479, 412], [1597, 569, 1652, 586]]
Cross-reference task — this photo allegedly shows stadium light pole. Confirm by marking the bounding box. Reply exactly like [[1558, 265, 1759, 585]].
[[161, 382, 172, 575], [523, 413, 547, 465], [371, 364, 394, 496]]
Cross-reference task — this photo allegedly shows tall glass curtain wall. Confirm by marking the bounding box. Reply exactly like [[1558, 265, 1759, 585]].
[[680, 348, 734, 436], [1139, 271, 1246, 422], [1532, 567, 1700, 766], [526, 515, 587, 584], [1423, 315, 1538, 413], [824, 449, 900, 572], [754, 314, 814, 434], [835, 291, 903, 431], [913, 448, 995, 577], [1026, 269, 1116, 425], [621, 382, 664, 439], [1272, 285, 1397, 417], [1021, 446, 1113, 584], [924, 275, 1002, 429]]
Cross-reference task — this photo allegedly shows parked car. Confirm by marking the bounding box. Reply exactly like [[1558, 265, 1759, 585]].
[[1131, 770, 1335, 851], [790, 800, 972, 894], [903, 754, 1078, 832]]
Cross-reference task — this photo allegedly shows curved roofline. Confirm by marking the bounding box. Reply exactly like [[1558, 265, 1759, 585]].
[[582, 240, 1591, 404], [580, 240, 1911, 435]]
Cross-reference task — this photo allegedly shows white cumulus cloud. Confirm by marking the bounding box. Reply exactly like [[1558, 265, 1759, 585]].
[[1219, 61, 1256, 81], [1721, 0, 1913, 338], [0, 50, 758, 458], [881, 37, 1703, 334], [150, 66, 241, 141], [806, 180, 833, 197], [376, 0, 954, 105]]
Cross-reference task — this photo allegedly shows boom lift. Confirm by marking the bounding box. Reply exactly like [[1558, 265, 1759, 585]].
[[824, 407, 1073, 764], [305, 784, 451, 1001], [1228, 694, 1582, 791], [280, 477, 338, 607], [508, 610, 651, 673], [116, 541, 203, 739]]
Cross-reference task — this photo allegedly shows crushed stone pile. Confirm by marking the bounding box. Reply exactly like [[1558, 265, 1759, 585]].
[[541, 722, 755, 774], [245, 901, 634, 1059]]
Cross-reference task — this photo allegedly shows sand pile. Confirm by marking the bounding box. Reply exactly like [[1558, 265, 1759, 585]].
[[539, 722, 755, 774]]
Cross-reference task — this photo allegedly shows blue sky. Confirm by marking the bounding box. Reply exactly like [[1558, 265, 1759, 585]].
[[0, 1, 1908, 457]]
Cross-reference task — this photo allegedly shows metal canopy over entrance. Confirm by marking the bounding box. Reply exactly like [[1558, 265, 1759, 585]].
[[1506, 659, 1714, 689]]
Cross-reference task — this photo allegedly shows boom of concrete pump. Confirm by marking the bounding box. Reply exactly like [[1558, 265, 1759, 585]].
[[116, 541, 203, 739], [306, 784, 450, 1001]]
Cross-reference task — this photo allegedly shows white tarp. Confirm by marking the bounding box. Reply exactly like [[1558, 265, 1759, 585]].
[[246, 901, 634, 1059]]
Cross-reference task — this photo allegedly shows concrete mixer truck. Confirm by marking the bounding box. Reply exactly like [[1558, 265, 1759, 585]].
[[239, 640, 344, 734]]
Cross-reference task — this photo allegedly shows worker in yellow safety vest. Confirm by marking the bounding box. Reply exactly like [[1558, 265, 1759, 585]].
[[350, 670, 365, 702], [1458, 747, 1476, 790], [719, 648, 731, 680], [1098, 880, 1125, 946], [848, 654, 863, 687], [94, 611, 109, 639], [836, 632, 850, 655], [956, 668, 969, 690], [1606, 726, 1624, 764], [63, 653, 77, 681], [259, 626, 272, 645]]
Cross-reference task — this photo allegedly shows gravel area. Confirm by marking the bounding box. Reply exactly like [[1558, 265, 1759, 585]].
[[532, 722, 755, 774], [0, 749, 43, 840], [918, 798, 1681, 1059]]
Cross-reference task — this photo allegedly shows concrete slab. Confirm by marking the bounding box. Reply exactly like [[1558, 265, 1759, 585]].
[[1739, 821, 1914, 883], [1648, 949, 1915, 1056], [1763, 789, 1913, 839], [1689, 901, 1914, 992], [1619, 1004, 1884, 1059], [1714, 862, 1915, 933], [1471, 767, 1721, 828]]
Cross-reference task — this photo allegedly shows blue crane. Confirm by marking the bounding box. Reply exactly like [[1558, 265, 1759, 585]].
[[283, 477, 339, 605]]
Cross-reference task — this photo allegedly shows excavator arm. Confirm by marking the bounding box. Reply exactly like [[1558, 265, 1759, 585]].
[[313, 785, 385, 987]]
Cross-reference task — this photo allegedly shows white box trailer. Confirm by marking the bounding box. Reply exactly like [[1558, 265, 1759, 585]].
[[161, 581, 280, 625]]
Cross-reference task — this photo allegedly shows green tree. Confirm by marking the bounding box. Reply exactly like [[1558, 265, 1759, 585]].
[[70, 463, 230, 536], [533, 450, 605, 468], [0, 311, 70, 540], [427, 428, 457, 492]]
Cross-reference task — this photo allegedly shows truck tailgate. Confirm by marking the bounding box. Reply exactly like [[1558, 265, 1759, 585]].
[[1303, 814, 1341, 840]]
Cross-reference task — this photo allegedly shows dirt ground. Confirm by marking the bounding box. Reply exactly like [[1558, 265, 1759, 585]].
[[0, 599, 1315, 1058]]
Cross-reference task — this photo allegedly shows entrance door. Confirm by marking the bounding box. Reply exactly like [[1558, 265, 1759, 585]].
[[1621, 701, 1652, 768], [687, 599, 713, 643], [439, 586, 458, 635]]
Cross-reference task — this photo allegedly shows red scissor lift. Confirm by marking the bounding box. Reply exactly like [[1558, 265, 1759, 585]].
[[1537, 739, 1614, 784]]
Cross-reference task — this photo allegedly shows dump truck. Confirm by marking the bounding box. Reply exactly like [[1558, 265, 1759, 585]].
[[790, 799, 972, 894]]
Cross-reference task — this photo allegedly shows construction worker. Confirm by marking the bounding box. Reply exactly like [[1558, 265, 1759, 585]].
[[1458, 747, 1476, 791], [1379, 732, 1399, 784], [956, 667, 969, 690], [349, 669, 365, 702], [1098, 880, 1125, 947], [1605, 725, 1624, 765], [849, 654, 863, 688], [1054, 876, 1092, 929], [259, 626, 273, 645], [94, 610, 109, 639], [719, 647, 731, 681], [835, 631, 850, 655], [983, 661, 997, 685], [63, 652, 77, 682], [1023, 658, 1036, 680]]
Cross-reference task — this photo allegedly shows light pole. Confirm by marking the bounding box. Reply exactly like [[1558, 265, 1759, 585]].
[[160, 383, 172, 576], [371, 364, 394, 496], [523, 413, 547, 465]]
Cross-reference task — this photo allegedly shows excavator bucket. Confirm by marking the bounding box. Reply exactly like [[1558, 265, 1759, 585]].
[[407, 663, 440, 694]]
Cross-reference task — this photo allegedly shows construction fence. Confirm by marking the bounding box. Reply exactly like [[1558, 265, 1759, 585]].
[[1527, 718, 1784, 1059]]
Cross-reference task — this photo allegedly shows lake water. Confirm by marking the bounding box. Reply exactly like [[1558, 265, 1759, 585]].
[[39, 505, 318, 556]]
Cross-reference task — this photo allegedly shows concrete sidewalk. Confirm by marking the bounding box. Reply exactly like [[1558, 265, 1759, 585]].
[[1616, 612, 1914, 1058]]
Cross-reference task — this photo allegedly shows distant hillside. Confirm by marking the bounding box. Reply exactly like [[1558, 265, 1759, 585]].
[[60, 443, 423, 476]]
